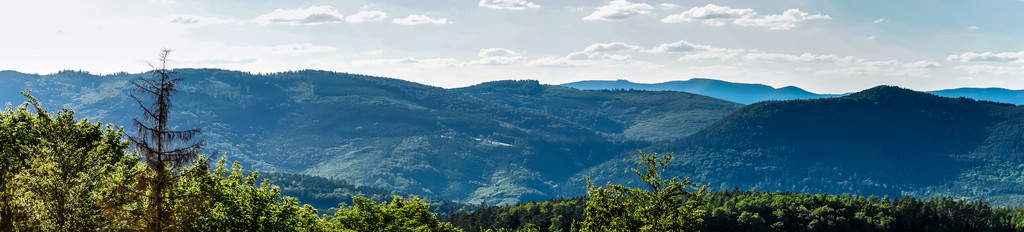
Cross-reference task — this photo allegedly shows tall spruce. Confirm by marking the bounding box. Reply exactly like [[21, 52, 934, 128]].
[[128, 49, 203, 231]]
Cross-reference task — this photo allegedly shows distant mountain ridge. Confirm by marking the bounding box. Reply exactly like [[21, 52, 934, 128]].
[[562, 79, 1024, 105], [561, 79, 836, 104]]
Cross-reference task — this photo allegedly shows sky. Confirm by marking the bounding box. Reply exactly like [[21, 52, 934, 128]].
[[1, 0, 1023, 93]]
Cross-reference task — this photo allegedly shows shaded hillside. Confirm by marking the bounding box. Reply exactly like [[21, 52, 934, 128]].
[[561, 79, 835, 104], [455, 80, 743, 141], [572, 86, 1024, 205], [0, 69, 645, 205]]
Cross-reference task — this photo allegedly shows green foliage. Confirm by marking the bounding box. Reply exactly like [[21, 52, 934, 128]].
[[0, 93, 132, 230], [326, 195, 460, 232], [446, 197, 586, 232], [182, 157, 326, 231], [0, 69, 650, 205], [0, 96, 460, 231], [580, 151, 708, 232], [451, 189, 1024, 232]]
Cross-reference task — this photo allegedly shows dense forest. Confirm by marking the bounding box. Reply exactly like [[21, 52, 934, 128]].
[[448, 190, 1024, 232], [573, 86, 1024, 206], [9, 69, 1024, 206], [4, 92, 1024, 231]]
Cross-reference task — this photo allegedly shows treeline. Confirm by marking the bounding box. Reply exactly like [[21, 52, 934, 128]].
[[262, 172, 476, 217], [446, 189, 1024, 232], [7, 97, 1024, 231]]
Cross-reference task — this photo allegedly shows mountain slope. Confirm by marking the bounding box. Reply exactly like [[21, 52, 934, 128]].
[[561, 79, 835, 104], [572, 86, 1024, 205], [0, 69, 645, 205], [454, 80, 743, 141]]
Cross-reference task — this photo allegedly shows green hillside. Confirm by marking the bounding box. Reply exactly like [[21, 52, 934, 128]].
[[0, 69, 660, 205], [455, 80, 743, 141], [573, 86, 1024, 205]]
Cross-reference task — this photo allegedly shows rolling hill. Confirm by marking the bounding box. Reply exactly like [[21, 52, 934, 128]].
[[8, 70, 1024, 206], [571, 86, 1024, 205], [0, 69, 736, 205], [454, 80, 743, 141]]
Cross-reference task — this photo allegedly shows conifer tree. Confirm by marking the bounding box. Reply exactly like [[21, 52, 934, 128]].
[[128, 49, 204, 231]]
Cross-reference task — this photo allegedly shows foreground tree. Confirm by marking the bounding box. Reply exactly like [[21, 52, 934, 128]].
[[327, 195, 462, 232], [581, 150, 708, 232], [128, 49, 204, 231], [0, 93, 132, 230]]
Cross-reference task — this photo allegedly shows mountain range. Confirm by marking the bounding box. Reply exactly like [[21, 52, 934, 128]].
[[3, 69, 1024, 206], [0, 69, 737, 205], [562, 79, 1024, 105]]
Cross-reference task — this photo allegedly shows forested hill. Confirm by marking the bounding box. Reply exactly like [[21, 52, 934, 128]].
[[9, 70, 1024, 207], [454, 80, 743, 141], [573, 86, 1024, 205], [0, 69, 617, 205], [0, 69, 723, 205]]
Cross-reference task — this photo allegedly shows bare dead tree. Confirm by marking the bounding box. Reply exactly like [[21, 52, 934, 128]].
[[128, 49, 203, 231]]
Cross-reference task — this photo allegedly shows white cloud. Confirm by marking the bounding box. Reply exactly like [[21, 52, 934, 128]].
[[873, 18, 886, 23], [662, 4, 754, 26], [903, 61, 941, 69], [479, 0, 540, 10], [662, 4, 830, 30], [658, 3, 680, 10], [478, 48, 519, 57], [469, 48, 527, 65], [733, 9, 831, 30], [967, 26, 980, 30], [169, 15, 238, 27], [647, 40, 701, 53], [947, 51, 1024, 63], [252, 6, 345, 26], [392, 14, 450, 25], [743, 52, 860, 63], [646, 40, 747, 60], [362, 50, 385, 56], [583, 42, 642, 53], [583, 0, 654, 21], [346, 11, 388, 23], [527, 42, 641, 67], [953, 65, 1022, 75]]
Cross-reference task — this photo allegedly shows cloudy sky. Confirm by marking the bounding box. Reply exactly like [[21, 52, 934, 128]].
[[1, 0, 1022, 93]]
